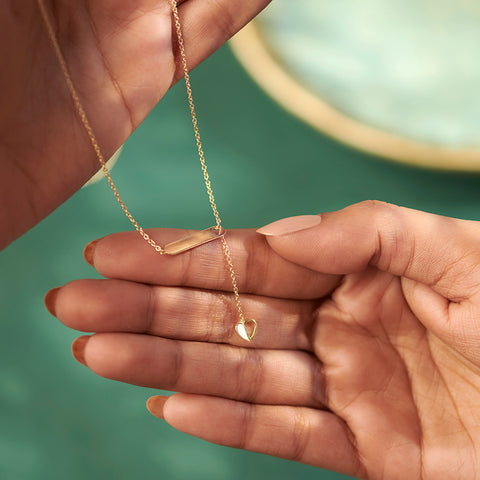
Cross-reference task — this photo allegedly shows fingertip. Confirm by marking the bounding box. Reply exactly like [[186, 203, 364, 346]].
[[83, 238, 102, 267], [45, 287, 61, 317], [147, 395, 169, 419], [72, 335, 91, 367]]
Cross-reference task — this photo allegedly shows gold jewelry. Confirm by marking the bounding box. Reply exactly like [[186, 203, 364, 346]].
[[37, 0, 257, 342]]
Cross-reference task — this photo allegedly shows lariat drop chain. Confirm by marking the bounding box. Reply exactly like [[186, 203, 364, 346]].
[[36, 0, 257, 342]]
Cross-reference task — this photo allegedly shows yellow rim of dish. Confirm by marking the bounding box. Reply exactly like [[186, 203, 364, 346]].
[[230, 22, 480, 172]]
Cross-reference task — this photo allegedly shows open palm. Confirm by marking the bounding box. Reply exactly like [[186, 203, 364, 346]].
[[49, 202, 480, 479], [0, 0, 269, 249]]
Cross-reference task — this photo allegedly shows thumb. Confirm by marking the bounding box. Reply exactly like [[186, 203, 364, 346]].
[[257, 201, 480, 365], [257, 201, 480, 303]]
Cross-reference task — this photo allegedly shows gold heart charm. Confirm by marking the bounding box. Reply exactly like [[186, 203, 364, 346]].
[[235, 319, 257, 342]]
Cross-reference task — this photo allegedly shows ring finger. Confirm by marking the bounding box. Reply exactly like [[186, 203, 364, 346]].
[[74, 332, 326, 408]]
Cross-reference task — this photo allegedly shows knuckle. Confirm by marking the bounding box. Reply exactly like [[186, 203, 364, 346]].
[[310, 361, 327, 407], [234, 349, 264, 403], [168, 341, 184, 388], [290, 409, 310, 462], [353, 199, 396, 219], [238, 403, 256, 451], [244, 234, 272, 294], [351, 200, 409, 272], [144, 286, 157, 333]]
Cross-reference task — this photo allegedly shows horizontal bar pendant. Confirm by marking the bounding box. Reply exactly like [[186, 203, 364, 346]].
[[164, 226, 225, 255]]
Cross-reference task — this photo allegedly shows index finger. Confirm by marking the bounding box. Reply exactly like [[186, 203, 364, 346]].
[[85, 228, 340, 299]]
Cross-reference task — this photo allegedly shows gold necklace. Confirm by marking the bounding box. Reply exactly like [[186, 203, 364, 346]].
[[37, 0, 257, 342]]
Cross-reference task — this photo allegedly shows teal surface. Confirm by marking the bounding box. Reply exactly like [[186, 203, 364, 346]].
[[2, 44, 480, 480]]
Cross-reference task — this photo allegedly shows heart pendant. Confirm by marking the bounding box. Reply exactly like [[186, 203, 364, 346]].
[[235, 319, 257, 342]]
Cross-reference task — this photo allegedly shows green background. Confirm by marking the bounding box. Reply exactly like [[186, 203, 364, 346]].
[[1, 44, 480, 480]]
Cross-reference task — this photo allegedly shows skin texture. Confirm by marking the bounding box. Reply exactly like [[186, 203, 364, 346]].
[[0, 0, 271, 250], [49, 201, 480, 480]]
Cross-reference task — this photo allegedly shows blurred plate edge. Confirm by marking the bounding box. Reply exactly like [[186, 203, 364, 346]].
[[230, 21, 480, 172]]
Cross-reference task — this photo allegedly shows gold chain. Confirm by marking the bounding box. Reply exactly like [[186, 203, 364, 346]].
[[37, 0, 255, 339], [169, 0, 222, 231], [168, 0, 246, 325]]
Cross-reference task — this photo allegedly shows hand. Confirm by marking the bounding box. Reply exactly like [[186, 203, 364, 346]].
[[0, 0, 269, 250], [46, 201, 480, 479]]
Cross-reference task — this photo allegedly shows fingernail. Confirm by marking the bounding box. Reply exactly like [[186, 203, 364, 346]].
[[256, 215, 322, 236], [146, 396, 169, 419], [44, 287, 60, 317], [72, 336, 90, 366], [83, 239, 101, 267]]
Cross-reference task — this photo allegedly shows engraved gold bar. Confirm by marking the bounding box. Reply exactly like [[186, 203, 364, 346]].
[[164, 226, 225, 255]]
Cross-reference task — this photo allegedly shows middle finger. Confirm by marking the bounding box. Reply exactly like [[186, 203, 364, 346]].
[[51, 278, 320, 350]]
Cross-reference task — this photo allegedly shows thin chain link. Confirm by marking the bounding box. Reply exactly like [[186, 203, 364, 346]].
[[168, 0, 245, 323], [37, 0, 164, 254], [38, 0, 247, 325], [220, 236, 246, 322], [169, 0, 222, 231]]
